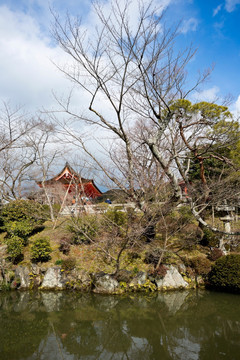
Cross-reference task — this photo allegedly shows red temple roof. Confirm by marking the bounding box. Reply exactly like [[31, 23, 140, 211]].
[[37, 162, 102, 199]]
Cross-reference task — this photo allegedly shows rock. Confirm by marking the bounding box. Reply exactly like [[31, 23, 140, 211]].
[[14, 293, 30, 312], [178, 263, 186, 275], [155, 266, 188, 290], [157, 291, 188, 313], [77, 270, 92, 288], [41, 292, 63, 312], [62, 269, 92, 290], [40, 265, 48, 274], [31, 264, 40, 275], [93, 274, 119, 293], [15, 266, 30, 289], [41, 267, 64, 289], [129, 271, 148, 287]]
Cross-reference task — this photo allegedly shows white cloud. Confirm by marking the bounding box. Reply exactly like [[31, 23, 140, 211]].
[[213, 4, 223, 16], [231, 94, 240, 117], [225, 0, 240, 12], [0, 5, 74, 111], [192, 86, 220, 103], [235, 95, 240, 111], [85, 0, 172, 35], [180, 18, 198, 34], [0, 0, 174, 114]]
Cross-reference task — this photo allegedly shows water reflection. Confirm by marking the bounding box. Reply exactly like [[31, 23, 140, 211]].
[[0, 290, 239, 360]]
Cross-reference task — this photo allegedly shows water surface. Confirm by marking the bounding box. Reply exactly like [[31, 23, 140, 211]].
[[0, 290, 239, 359]]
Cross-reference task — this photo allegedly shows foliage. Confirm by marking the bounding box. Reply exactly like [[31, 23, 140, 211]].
[[208, 254, 240, 292], [208, 248, 224, 261], [0, 200, 46, 241], [150, 264, 168, 278], [102, 209, 128, 236], [61, 257, 76, 271], [6, 235, 24, 263], [177, 206, 195, 225], [55, 259, 63, 266], [184, 118, 240, 183], [4, 220, 37, 244], [169, 100, 232, 123], [0, 200, 47, 224], [42, 203, 61, 217], [200, 228, 220, 247], [68, 215, 99, 244], [188, 256, 211, 276], [31, 237, 52, 263]]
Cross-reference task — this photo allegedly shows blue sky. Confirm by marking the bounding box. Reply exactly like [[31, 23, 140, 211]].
[[0, 0, 240, 114]]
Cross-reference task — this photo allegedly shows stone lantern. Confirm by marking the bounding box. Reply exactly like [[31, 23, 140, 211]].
[[220, 214, 234, 233]]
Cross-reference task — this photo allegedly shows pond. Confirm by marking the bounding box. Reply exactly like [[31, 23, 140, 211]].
[[0, 290, 239, 359]]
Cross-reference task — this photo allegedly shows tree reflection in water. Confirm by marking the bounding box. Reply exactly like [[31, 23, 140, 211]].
[[0, 290, 240, 360]]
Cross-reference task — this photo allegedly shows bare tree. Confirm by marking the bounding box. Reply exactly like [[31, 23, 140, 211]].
[[26, 122, 61, 222], [0, 102, 39, 201], [51, 0, 239, 240]]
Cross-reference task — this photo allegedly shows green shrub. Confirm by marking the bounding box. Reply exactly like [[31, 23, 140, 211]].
[[0, 200, 46, 240], [4, 220, 35, 244], [208, 254, 240, 292], [31, 237, 52, 263], [200, 228, 219, 247], [68, 215, 99, 244], [0, 200, 46, 224], [177, 205, 195, 225], [42, 203, 61, 217], [55, 259, 63, 266], [102, 209, 127, 233], [6, 235, 24, 263]]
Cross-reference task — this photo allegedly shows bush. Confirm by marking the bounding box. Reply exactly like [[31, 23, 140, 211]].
[[68, 215, 99, 244], [61, 257, 76, 271], [31, 237, 52, 262], [150, 264, 168, 278], [208, 248, 224, 261], [0, 200, 46, 240], [102, 209, 128, 235], [177, 206, 195, 225], [6, 235, 24, 263], [0, 200, 46, 224], [59, 237, 71, 255], [4, 220, 36, 244], [188, 256, 211, 276], [200, 228, 219, 247], [208, 254, 240, 292], [55, 259, 63, 266]]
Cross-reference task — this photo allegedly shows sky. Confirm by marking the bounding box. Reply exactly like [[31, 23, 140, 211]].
[[0, 0, 240, 115]]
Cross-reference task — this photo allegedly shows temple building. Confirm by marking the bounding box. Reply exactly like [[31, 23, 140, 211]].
[[37, 162, 102, 205]]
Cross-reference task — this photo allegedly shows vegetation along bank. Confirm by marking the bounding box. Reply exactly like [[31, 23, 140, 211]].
[[1, 200, 240, 294]]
